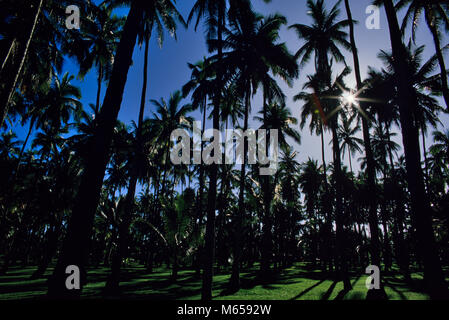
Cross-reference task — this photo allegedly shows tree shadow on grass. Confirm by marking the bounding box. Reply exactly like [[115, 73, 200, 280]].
[[320, 280, 338, 300], [290, 279, 326, 300]]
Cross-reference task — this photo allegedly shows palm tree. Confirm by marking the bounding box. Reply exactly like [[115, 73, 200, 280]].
[[377, 42, 444, 185], [0, 0, 44, 127], [188, 0, 229, 300], [344, 0, 388, 298], [430, 130, 449, 162], [14, 73, 82, 178], [314, 66, 352, 290], [218, 6, 298, 289], [397, 0, 449, 110], [289, 0, 350, 83], [378, 0, 448, 299], [294, 87, 328, 177], [67, 4, 124, 115], [0, 0, 87, 126], [48, 0, 184, 297], [103, 0, 185, 292], [338, 115, 363, 175]]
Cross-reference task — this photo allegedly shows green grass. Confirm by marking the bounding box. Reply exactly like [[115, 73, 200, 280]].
[[0, 263, 431, 300]]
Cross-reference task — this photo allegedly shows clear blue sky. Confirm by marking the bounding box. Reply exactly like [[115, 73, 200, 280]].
[[13, 0, 449, 172]]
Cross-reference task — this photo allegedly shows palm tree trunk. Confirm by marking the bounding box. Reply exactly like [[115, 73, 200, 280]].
[[425, 8, 449, 110], [138, 34, 151, 129], [319, 125, 333, 272], [320, 126, 327, 174], [1, 38, 16, 74], [47, 3, 143, 298], [95, 63, 103, 115], [201, 4, 224, 301], [421, 126, 430, 191], [105, 32, 153, 292], [229, 86, 250, 292], [331, 118, 352, 291], [105, 173, 138, 293], [13, 116, 35, 179], [0, 0, 44, 127], [383, 0, 447, 299], [194, 104, 207, 277], [31, 216, 61, 279], [344, 0, 386, 298], [260, 93, 272, 277], [385, 124, 395, 169], [348, 148, 353, 174]]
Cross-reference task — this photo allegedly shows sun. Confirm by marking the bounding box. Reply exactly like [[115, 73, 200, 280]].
[[342, 91, 356, 105]]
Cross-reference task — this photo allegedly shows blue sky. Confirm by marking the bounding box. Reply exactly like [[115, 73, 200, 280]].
[[12, 0, 449, 172]]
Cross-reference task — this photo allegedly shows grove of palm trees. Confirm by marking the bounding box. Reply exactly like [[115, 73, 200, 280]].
[[1, 0, 449, 303]]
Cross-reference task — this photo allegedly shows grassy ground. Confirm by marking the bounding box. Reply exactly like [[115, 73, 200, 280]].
[[0, 263, 431, 300]]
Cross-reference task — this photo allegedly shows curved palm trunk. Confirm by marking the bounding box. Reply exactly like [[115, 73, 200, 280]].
[[48, 3, 143, 298], [105, 33, 152, 293], [344, 0, 386, 299], [0, 0, 44, 127], [425, 8, 449, 110], [383, 0, 448, 299]]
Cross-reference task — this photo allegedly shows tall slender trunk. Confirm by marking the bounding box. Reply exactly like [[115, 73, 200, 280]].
[[1, 38, 16, 74], [229, 86, 250, 292], [331, 117, 351, 291], [201, 5, 224, 301], [425, 8, 449, 110], [194, 104, 207, 277], [348, 148, 353, 174], [320, 126, 327, 175], [95, 63, 103, 115], [320, 125, 332, 272], [31, 216, 62, 279], [0, 0, 44, 127], [344, 0, 385, 298], [105, 32, 152, 293], [260, 93, 272, 277], [383, 0, 447, 299], [421, 126, 430, 191], [385, 124, 395, 169], [47, 3, 143, 298]]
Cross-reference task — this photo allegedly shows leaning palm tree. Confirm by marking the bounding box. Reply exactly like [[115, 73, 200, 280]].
[[376, 0, 448, 299], [397, 0, 449, 110], [48, 0, 185, 297]]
